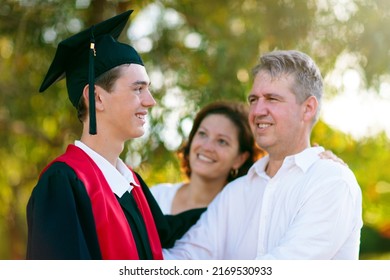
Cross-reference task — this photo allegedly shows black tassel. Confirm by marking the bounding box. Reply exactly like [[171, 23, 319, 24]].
[[88, 26, 97, 135]]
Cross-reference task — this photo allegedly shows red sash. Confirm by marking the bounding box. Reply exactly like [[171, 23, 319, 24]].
[[131, 174, 163, 260], [43, 144, 163, 260]]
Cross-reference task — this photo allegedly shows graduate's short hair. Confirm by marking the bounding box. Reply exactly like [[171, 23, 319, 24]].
[[77, 64, 127, 122]]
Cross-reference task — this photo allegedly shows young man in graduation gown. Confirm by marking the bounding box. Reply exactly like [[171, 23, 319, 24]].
[[26, 10, 203, 260]]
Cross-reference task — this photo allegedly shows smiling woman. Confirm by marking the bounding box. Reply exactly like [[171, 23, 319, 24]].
[[150, 101, 264, 215]]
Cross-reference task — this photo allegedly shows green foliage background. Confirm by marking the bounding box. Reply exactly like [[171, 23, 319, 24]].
[[0, 0, 389, 259]]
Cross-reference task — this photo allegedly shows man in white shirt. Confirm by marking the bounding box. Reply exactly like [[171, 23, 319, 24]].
[[163, 50, 363, 260]]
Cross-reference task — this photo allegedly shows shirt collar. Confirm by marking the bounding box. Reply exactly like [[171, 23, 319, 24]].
[[248, 146, 325, 177], [289, 146, 325, 173], [248, 154, 269, 179], [74, 140, 139, 198]]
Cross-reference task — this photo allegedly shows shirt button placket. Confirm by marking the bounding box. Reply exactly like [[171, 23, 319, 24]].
[[257, 179, 274, 255]]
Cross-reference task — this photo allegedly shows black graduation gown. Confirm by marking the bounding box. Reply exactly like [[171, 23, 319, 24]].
[[26, 161, 205, 260]]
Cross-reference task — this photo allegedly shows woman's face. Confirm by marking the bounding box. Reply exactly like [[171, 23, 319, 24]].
[[189, 114, 247, 181]]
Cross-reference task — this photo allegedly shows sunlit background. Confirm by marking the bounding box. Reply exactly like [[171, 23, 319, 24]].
[[0, 0, 389, 260]]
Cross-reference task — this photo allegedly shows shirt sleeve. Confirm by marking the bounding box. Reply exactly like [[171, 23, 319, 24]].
[[163, 188, 230, 259], [256, 173, 362, 260]]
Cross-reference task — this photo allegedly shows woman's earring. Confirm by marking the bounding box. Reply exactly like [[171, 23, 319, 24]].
[[230, 168, 238, 178]]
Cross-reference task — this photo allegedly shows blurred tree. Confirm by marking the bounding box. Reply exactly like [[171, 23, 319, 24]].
[[311, 121, 390, 259], [0, 0, 389, 259]]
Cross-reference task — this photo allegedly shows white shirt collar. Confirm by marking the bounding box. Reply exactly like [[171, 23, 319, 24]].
[[74, 140, 139, 198], [248, 146, 325, 178], [289, 146, 324, 172]]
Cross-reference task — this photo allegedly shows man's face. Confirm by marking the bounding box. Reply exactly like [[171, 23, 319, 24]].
[[97, 64, 156, 141], [247, 71, 309, 158]]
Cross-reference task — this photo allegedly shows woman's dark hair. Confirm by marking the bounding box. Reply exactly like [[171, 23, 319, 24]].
[[178, 100, 265, 182]]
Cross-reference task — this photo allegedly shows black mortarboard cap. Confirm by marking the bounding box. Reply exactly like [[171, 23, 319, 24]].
[[39, 10, 144, 134]]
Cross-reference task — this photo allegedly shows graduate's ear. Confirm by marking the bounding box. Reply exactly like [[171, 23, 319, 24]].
[[82, 85, 104, 112]]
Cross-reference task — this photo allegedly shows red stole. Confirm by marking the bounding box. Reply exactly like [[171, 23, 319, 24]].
[[130, 174, 164, 260], [43, 144, 163, 260]]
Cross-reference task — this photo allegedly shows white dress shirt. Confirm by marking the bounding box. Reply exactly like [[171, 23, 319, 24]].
[[150, 183, 185, 214], [163, 146, 363, 260]]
